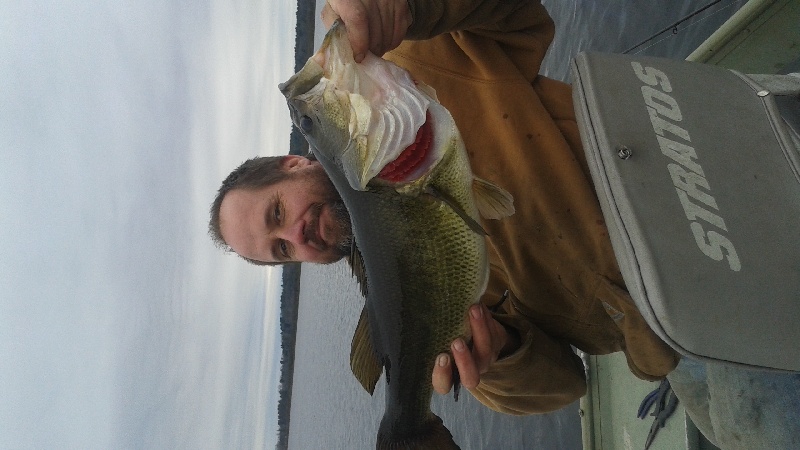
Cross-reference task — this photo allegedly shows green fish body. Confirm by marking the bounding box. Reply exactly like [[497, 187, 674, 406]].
[[280, 21, 514, 450]]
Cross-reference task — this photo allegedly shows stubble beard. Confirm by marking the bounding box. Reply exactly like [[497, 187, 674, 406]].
[[307, 165, 353, 261], [326, 199, 353, 258]]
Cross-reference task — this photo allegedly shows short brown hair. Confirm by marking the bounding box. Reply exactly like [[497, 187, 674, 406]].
[[208, 156, 290, 265]]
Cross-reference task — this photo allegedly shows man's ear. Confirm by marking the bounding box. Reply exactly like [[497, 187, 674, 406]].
[[282, 154, 310, 172]]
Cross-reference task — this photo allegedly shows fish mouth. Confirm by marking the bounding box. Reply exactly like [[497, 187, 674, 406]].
[[376, 112, 433, 183]]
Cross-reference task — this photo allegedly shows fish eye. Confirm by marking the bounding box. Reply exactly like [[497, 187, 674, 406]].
[[299, 115, 313, 133]]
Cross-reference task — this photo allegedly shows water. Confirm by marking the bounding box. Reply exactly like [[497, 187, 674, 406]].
[[287, 1, 748, 448], [540, 0, 749, 82]]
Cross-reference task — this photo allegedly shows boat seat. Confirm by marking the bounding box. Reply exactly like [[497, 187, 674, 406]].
[[570, 51, 800, 371]]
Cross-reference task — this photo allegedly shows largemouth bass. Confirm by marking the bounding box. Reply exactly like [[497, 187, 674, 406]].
[[280, 21, 514, 450]]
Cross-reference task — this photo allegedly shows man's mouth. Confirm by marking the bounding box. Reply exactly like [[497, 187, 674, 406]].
[[377, 112, 432, 183], [306, 205, 327, 250]]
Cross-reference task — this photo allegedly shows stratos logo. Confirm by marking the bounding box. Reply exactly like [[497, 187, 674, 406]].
[[631, 62, 742, 272]]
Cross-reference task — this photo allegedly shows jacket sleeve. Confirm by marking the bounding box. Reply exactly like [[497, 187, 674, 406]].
[[405, 0, 552, 38], [469, 309, 588, 415], [400, 0, 554, 86]]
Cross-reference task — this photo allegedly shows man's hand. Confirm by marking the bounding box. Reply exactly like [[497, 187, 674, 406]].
[[321, 0, 412, 62], [432, 303, 520, 394]]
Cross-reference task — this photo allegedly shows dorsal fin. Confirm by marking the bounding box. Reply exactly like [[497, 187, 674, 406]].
[[350, 306, 382, 395], [425, 185, 488, 236], [472, 177, 515, 219], [347, 242, 368, 298]]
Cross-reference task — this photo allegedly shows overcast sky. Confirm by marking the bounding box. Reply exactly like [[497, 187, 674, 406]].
[[0, 1, 296, 448]]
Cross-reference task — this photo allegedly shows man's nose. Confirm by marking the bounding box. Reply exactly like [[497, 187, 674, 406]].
[[276, 219, 306, 244]]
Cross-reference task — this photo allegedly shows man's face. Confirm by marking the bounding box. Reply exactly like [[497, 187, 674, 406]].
[[219, 155, 352, 264]]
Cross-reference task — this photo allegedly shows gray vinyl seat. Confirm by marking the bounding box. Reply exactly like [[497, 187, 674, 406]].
[[571, 51, 800, 371]]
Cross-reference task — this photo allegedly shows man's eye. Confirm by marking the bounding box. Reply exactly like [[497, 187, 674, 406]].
[[274, 203, 282, 223], [279, 240, 289, 258]]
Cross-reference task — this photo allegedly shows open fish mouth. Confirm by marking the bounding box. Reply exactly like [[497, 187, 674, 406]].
[[281, 19, 453, 191], [377, 112, 434, 183]]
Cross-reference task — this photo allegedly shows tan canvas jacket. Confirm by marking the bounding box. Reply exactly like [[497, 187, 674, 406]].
[[384, 0, 681, 414]]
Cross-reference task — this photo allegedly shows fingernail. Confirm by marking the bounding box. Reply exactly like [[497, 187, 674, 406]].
[[452, 339, 465, 352], [437, 354, 448, 367], [470, 305, 482, 319]]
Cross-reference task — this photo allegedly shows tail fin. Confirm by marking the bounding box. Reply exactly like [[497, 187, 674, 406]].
[[376, 413, 460, 449]]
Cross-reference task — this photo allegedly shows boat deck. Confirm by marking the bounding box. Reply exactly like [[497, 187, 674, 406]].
[[580, 0, 799, 448], [580, 353, 719, 450]]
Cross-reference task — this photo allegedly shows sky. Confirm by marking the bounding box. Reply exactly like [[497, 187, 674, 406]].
[[0, 1, 297, 448]]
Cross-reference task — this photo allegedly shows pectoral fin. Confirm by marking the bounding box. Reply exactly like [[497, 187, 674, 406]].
[[350, 306, 383, 395], [472, 177, 515, 219]]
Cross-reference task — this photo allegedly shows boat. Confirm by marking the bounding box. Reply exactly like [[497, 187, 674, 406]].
[[576, 0, 800, 448]]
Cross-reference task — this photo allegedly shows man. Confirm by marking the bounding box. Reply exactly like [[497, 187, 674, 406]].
[[210, 155, 352, 265], [211, 0, 799, 446]]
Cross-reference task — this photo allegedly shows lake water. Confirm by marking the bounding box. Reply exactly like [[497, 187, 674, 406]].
[[287, 1, 748, 448]]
